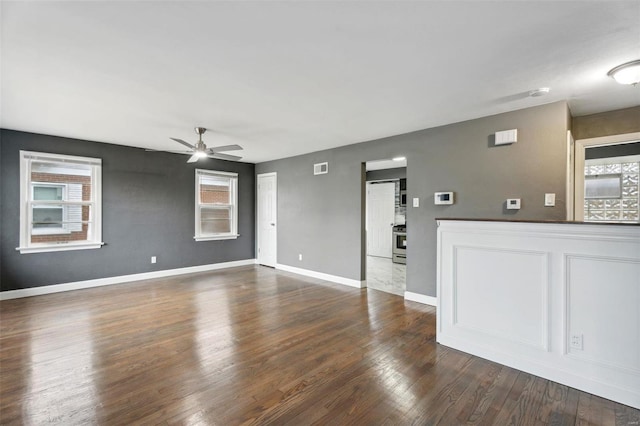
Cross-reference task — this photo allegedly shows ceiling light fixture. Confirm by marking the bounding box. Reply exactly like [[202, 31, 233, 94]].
[[392, 156, 406, 162], [607, 60, 640, 85], [529, 88, 550, 97]]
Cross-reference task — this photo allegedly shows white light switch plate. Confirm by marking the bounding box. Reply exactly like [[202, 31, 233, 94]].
[[545, 193, 556, 206], [413, 197, 419, 207]]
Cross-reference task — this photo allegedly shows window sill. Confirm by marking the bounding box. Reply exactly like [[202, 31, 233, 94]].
[[16, 242, 105, 254], [31, 229, 72, 236], [194, 234, 239, 242]]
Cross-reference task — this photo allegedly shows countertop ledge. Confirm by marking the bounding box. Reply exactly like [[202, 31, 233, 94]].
[[435, 218, 640, 226]]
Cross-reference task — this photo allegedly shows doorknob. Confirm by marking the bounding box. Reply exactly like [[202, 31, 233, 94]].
[[271, 223, 275, 226]]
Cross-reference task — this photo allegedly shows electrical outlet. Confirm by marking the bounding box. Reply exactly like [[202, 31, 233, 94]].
[[151, 256, 157, 264], [413, 197, 420, 208], [570, 334, 583, 350], [298, 254, 302, 261]]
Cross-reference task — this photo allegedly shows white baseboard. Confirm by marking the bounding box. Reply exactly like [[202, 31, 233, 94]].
[[0, 259, 257, 300], [275, 263, 365, 289], [404, 291, 437, 306]]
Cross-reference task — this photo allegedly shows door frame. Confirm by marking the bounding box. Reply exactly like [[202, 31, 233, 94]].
[[257, 172, 277, 267], [574, 132, 640, 221]]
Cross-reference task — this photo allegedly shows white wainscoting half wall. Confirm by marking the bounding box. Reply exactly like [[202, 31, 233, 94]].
[[437, 220, 640, 409]]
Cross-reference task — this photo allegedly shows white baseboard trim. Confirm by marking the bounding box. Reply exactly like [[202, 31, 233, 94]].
[[275, 263, 365, 289], [0, 259, 257, 301], [404, 291, 437, 306]]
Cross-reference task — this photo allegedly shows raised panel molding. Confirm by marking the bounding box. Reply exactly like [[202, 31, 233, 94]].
[[564, 253, 640, 375], [451, 245, 550, 351], [437, 220, 640, 409]]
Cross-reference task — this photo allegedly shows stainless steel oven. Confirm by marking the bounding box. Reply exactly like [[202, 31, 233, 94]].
[[392, 225, 406, 264]]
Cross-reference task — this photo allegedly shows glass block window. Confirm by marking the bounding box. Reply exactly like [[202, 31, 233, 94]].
[[584, 156, 639, 223]]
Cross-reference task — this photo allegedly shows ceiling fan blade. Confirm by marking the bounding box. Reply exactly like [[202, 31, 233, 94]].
[[146, 149, 192, 154], [208, 152, 242, 161], [170, 138, 195, 149], [208, 144, 244, 153], [187, 153, 201, 163]]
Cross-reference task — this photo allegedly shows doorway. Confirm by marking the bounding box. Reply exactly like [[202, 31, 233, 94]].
[[257, 172, 277, 267], [364, 158, 407, 296], [574, 132, 640, 223]]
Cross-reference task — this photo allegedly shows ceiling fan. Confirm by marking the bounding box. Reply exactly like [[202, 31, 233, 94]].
[[169, 127, 243, 163]]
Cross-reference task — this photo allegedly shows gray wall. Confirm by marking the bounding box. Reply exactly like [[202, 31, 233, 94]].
[[586, 142, 640, 160], [1, 130, 255, 291], [366, 167, 406, 181], [572, 106, 640, 140], [256, 101, 570, 297]]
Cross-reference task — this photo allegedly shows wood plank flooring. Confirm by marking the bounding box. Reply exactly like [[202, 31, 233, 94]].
[[1, 265, 638, 425]]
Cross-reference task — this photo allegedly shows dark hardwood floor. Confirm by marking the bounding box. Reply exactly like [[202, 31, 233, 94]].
[[1, 265, 638, 425]]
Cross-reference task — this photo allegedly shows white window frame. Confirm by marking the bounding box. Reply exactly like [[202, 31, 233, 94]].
[[31, 182, 70, 235], [195, 169, 238, 241], [17, 150, 103, 254]]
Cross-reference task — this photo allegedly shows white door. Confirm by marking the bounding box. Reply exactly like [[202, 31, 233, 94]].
[[367, 182, 395, 258], [257, 173, 277, 267]]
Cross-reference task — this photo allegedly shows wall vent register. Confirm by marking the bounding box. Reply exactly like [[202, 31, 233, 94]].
[[495, 129, 518, 145], [313, 162, 328, 175]]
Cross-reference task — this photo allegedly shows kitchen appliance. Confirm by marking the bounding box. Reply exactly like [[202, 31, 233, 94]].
[[399, 178, 407, 207], [392, 224, 406, 264]]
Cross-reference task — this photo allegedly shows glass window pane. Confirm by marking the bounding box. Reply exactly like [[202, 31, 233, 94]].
[[33, 206, 63, 228], [200, 207, 231, 234], [31, 204, 92, 243], [200, 176, 230, 205], [33, 185, 63, 200]]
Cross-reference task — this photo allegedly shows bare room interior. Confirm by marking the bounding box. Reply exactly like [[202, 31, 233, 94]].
[[1, 1, 639, 424]]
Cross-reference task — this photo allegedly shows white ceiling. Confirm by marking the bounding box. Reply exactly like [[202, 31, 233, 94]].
[[2, 1, 639, 163]]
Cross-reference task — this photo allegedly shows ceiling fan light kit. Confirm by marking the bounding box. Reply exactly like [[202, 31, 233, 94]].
[[167, 127, 244, 163], [607, 60, 640, 85]]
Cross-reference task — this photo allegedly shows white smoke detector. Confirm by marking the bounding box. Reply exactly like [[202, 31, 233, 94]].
[[529, 88, 550, 97]]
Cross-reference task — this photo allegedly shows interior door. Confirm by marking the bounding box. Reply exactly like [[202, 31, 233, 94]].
[[367, 182, 395, 258], [257, 173, 277, 267]]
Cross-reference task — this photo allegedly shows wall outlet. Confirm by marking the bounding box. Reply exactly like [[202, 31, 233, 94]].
[[151, 256, 157, 264], [298, 254, 302, 261], [413, 197, 420, 208], [570, 334, 583, 350]]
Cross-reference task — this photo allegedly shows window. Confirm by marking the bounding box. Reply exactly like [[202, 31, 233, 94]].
[[195, 169, 238, 241], [18, 151, 103, 254], [584, 156, 640, 222], [585, 174, 622, 199]]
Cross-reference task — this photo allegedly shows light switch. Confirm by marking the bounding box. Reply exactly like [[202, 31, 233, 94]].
[[413, 197, 420, 207], [545, 193, 556, 207]]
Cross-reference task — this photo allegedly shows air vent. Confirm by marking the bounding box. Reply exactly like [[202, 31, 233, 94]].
[[314, 162, 328, 175]]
